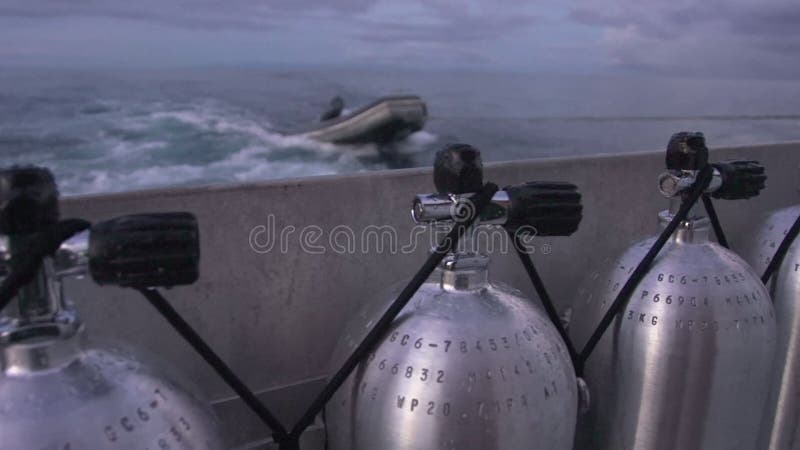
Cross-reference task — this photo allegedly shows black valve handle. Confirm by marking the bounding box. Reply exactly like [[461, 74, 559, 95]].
[[711, 159, 766, 200], [89, 212, 200, 288], [505, 182, 583, 236], [0, 166, 59, 235], [433, 143, 483, 194], [665, 131, 709, 171]]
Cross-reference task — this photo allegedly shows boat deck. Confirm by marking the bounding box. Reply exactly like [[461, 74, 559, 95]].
[[62, 142, 800, 448]]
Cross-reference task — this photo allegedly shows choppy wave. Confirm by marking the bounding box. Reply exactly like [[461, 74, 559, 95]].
[[4, 68, 800, 196], [9, 98, 438, 195]]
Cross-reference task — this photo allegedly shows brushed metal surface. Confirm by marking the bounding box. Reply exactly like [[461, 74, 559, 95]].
[[0, 330, 225, 449], [569, 213, 776, 450], [745, 205, 800, 450], [328, 256, 577, 450]]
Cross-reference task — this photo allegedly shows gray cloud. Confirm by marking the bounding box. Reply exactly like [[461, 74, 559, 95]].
[[346, 0, 539, 66], [0, 0, 375, 31], [353, 14, 537, 44], [2, 0, 796, 78], [0, 0, 538, 61], [569, 0, 800, 78]]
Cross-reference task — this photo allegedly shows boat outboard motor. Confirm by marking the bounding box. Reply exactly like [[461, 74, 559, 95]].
[[327, 145, 583, 450], [0, 167, 225, 449], [320, 96, 344, 121], [745, 204, 800, 449], [568, 132, 776, 450]]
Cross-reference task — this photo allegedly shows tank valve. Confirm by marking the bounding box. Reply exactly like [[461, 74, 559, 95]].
[[658, 132, 765, 199], [413, 182, 581, 237], [0, 168, 226, 449], [416, 144, 583, 235]]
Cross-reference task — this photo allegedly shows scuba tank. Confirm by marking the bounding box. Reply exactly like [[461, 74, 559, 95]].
[[568, 132, 775, 450], [745, 205, 800, 449], [327, 144, 584, 450], [0, 167, 225, 449]]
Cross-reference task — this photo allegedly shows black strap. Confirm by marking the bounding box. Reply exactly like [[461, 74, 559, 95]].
[[578, 166, 714, 365], [137, 287, 290, 443], [762, 213, 800, 285], [511, 232, 581, 376], [701, 194, 729, 248], [283, 182, 500, 448]]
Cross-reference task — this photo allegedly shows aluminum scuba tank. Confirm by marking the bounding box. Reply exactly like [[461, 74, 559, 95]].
[[568, 132, 775, 450], [744, 205, 800, 449], [327, 144, 584, 450], [0, 167, 225, 449]]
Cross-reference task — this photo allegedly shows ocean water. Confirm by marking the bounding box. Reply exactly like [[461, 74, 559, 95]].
[[2, 67, 800, 195]]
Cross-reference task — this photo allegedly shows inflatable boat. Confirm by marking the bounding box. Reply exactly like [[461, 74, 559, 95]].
[[298, 95, 427, 144]]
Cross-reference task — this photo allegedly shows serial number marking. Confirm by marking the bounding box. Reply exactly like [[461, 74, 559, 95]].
[[103, 386, 194, 449], [373, 358, 446, 383], [365, 353, 568, 397], [384, 323, 562, 358], [620, 307, 771, 332], [393, 392, 556, 421]]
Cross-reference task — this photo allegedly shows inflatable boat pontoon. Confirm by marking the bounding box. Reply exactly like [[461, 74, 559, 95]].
[[298, 95, 427, 144]]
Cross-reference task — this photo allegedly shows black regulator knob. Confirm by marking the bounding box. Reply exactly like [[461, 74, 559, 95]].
[[89, 212, 200, 288], [711, 160, 766, 200], [0, 166, 59, 235], [504, 182, 583, 236], [666, 131, 709, 171], [434, 144, 484, 194]]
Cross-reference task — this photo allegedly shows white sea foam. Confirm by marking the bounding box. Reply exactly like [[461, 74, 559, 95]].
[[107, 140, 167, 158], [148, 104, 349, 153], [59, 157, 353, 195], [50, 99, 437, 195], [60, 165, 208, 195], [407, 130, 438, 145], [229, 160, 342, 182]]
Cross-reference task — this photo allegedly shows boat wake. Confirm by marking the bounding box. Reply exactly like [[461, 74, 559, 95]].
[[31, 99, 438, 195]]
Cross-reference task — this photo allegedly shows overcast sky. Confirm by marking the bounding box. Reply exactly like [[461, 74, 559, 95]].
[[1, 0, 798, 79]]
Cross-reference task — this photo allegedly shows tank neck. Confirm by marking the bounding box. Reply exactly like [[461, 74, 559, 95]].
[[0, 233, 84, 375], [1, 233, 67, 320], [1, 321, 83, 376], [437, 252, 490, 292], [658, 198, 711, 244]]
